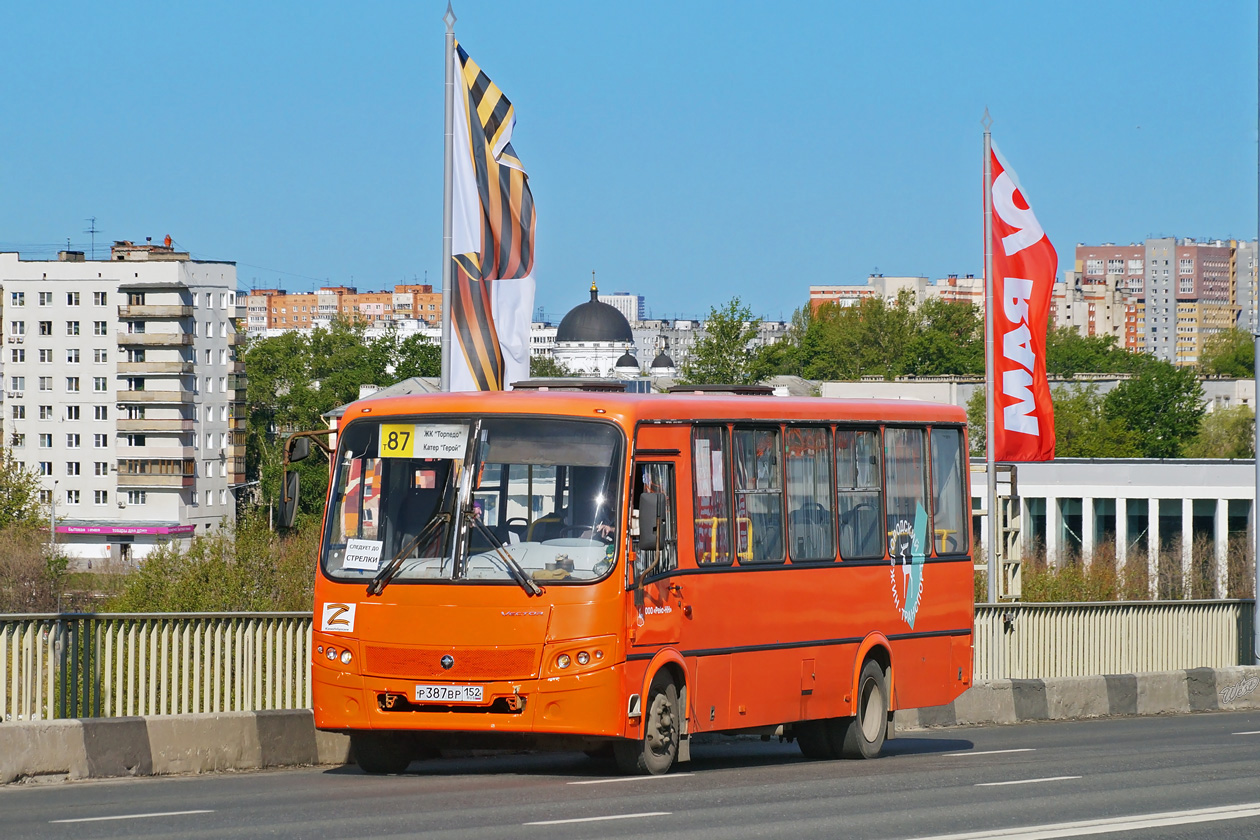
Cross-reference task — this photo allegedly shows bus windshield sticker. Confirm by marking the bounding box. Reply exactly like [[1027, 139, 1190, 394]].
[[414, 423, 470, 459], [888, 503, 928, 628], [695, 439, 712, 496], [711, 449, 724, 492], [343, 538, 384, 571]]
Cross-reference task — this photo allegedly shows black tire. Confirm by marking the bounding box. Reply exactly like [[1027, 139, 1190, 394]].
[[351, 731, 413, 774], [838, 659, 888, 759], [614, 672, 680, 775], [795, 719, 836, 760]]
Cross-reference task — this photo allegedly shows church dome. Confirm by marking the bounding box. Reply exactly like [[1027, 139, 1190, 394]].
[[615, 351, 639, 371], [556, 284, 633, 343], [650, 351, 675, 370]]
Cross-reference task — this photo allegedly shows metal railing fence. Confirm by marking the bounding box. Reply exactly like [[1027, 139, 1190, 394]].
[[974, 600, 1256, 681], [0, 613, 311, 721], [2, 603, 1254, 720]]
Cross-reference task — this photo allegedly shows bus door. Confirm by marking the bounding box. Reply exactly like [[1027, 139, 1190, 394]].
[[628, 457, 680, 648]]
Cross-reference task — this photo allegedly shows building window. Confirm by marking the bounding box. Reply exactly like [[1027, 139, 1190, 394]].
[[95, 462, 109, 476], [94, 433, 108, 448], [94, 490, 108, 505], [38, 377, 51, 392], [39, 405, 52, 420], [126, 433, 146, 447], [126, 377, 144, 392], [127, 292, 145, 306], [11, 434, 24, 448], [67, 292, 80, 306], [10, 321, 24, 335], [38, 489, 51, 505], [38, 292, 52, 306], [38, 349, 51, 363], [66, 406, 80, 420], [67, 462, 81, 476], [65, 489, 80, 505], [10, 349, 23, 363], [67, 348, 80, 364], [38, 434, 52, 448], [10, 405, 24, 420], [94, 377, 108, 392], [67, 321, 80, 336], [38, 461, 52, 476], [10, 292, 24, 306], [127, 490, 147, 506], [38, 321, 51, 336], [66, 377, 80, 392], [94, 349, 107, 363], [93, 321, 107, 336], [67, 434, 81, 448], [94, 405, 108, 420], [94, 292, 107, 306]]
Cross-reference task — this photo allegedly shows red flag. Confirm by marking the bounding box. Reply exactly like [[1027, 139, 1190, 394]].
[[989, 142, 1056, 461]]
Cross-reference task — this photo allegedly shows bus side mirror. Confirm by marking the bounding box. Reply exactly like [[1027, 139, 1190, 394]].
[[638, 492, 663, 551], [279, 470, 300, 529], [288, 436, 311, 463]]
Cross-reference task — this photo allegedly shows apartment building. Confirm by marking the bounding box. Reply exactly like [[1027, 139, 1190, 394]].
[[244, 284, 443, 333], [1, 242, 242, 565]]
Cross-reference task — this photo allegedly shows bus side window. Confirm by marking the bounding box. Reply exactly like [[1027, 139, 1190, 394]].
[[885, 428, 928, 558], [733, 427, 784, 564], [786, 426, 835, 562], [634, 463, 677, 581], [931, 427, 968, 555], [693, 426, 731, 565], [837, 429, 884, 559]]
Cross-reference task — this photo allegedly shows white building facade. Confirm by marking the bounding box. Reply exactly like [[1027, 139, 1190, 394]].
[[1, 244, 242, 565]]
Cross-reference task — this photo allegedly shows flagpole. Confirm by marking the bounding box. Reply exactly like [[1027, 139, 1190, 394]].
[[982, 110, 999, 626], [440, 3, 456, 392]]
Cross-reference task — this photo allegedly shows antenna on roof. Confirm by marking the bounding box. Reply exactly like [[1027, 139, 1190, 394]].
[[84, 217, 99, 260]]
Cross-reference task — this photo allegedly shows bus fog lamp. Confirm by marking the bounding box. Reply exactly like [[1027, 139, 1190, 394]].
[[594, 650, 604, 660], [326, 647, 338, 661], [557, 654, 571, 669], [576, 651, 590, 665], [340, 650, 353, 665]]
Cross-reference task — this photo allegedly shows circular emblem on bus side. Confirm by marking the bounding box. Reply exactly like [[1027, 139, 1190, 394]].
[[441, 655, 455, 670]]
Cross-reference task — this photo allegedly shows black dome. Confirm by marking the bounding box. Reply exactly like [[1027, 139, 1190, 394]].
[[556, 285, 633, 343], [650, 352, 675, 369], [615, 351, 638, 368]]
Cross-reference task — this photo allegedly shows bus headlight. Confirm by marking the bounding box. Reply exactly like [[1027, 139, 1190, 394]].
[[326, 647, 338, 661], [340, 649, 353, 665], [576, 651, 590, 665], [556, 654, 571, 669]]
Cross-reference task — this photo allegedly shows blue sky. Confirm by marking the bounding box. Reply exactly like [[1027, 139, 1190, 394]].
[[2, 1, 1255, 322]]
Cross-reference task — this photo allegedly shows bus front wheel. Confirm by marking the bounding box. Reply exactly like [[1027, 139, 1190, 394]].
[[615, 672, 680, 775], [839, 659, 888, 759], [351, 731, 413, 775]]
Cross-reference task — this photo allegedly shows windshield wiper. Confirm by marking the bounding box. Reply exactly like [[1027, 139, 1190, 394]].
[[367, 512, 451, 596], [468, 513, 544, 597]]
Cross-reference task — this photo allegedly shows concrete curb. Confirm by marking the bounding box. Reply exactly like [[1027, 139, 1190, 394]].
[[0, 710, 351, 785], [2, 667, 1258, 784], [895, 666, 1260, 731]]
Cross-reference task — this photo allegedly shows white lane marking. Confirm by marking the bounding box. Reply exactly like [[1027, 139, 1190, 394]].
[[975, 775, 1081, 787], [946, 748, 1036, 757], [1234, 730, 1260, 735], [904, 801, 1260, 839], [51, 810, 214, 824], [568, 773, 693, 785], [525, 811, 670, 826]]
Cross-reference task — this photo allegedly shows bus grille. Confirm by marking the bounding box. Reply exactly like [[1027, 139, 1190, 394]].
[[363, 645, 538, 680]]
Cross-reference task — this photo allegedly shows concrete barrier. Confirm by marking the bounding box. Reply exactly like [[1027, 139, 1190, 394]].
[[895, 665, 1260, 731], [2, 666, 1258, 784]]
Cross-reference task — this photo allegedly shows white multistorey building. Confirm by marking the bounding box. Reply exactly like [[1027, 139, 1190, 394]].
[[0, 243, 243, 565]]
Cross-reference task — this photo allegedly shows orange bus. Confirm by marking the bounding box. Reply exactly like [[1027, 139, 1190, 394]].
[[301, 387, 974, 775]]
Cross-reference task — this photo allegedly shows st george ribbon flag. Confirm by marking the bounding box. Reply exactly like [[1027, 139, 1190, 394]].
[[988, 142, 1056, 461], [449, 42, 536, 391]]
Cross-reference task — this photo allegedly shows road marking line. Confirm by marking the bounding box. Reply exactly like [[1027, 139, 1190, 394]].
[[51, 810, 214, 824], [569, 773, 693, 785], [975, 775, 1081, 787], [1234, 730, 1260, 735], [525, 811, 670, 826], [904, 801, 1260, 839], [946, 748, 1036, 757]]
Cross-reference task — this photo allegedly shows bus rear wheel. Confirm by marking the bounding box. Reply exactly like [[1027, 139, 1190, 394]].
[[614, 672, 680, 775], [351, 731, 413, 775], [838, 659, 888, 759]]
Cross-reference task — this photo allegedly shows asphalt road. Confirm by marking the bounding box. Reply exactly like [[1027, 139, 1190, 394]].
[[4, 711, 1259, 839]]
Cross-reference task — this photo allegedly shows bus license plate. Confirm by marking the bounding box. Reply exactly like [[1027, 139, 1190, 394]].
[[414, 684, 484, 703]]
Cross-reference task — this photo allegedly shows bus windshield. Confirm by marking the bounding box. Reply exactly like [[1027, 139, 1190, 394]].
[[322, 416, 624, 587]]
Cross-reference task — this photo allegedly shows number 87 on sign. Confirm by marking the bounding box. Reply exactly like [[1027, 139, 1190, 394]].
[[380, 424, 414, 457]]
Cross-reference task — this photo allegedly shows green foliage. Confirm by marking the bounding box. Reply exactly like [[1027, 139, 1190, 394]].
[[0, 527, 69, 612], [1050, 384, 1141, 458], [677, 298, 762, 385], [965, 388, 986, 456], [1183, 404, 1255, 458], [0, 445, 47, 531], [1044, 328, 1148, 376], [529, 354, 574, 378], [107, 512, 317, 612], [903, 298, 984, 376], [1102, 361, 1205, 458], [1198, 328, 1255, 378]]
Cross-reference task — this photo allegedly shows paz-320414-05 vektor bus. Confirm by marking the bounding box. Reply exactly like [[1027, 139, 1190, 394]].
[[292, 387, 974, 775]]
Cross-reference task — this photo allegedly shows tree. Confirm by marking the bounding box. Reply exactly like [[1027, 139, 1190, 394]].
[[1050, 384, 1141, 458], [904, 298, 984, 377], [965, 388, 986, 456], [1184, 404, 1254, 458], [676, 298, 762, 385], [1044, 328, 1146, 376], [1199, 328, 1254, 378], [0, 445, 46, 530], [529, 354, 574, 378], [1103, 361, 1205, 458]]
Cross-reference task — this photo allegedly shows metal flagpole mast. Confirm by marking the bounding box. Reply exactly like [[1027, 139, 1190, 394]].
[[1254, 331, 1259, 663], [440, 3, 457, 392], [982, 109, 999, 612]]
